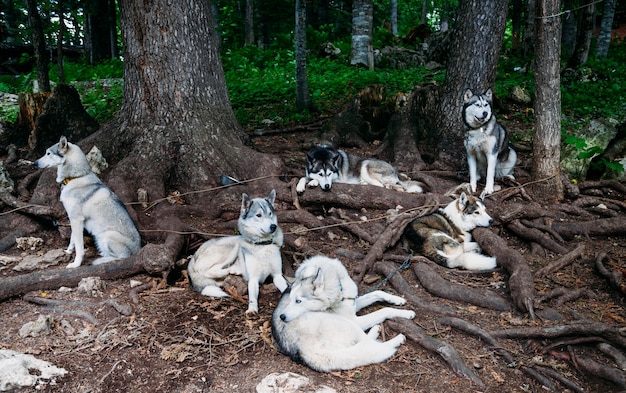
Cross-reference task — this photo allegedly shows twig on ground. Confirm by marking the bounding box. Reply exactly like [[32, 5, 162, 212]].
[[534, 244, 585, 278]]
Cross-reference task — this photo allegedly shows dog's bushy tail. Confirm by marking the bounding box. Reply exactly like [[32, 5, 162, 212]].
[[302, 334, 405, 372], [450, 253, 496, 270]]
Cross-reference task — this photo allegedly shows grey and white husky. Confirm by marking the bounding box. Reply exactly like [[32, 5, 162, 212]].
[[402, 192, 496, 270], [187, 190, 288, 314], [296, 145, 422, 193], [34, 136, 141, 268], [272, 255, 414, 372], [463, 88, 517, 194]]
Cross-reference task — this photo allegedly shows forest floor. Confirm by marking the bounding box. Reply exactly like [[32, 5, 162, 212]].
[[1, 123, 626, 393]]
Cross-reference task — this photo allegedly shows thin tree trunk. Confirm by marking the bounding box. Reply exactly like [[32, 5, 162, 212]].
[[295, 0, 311, 111], [56, 0, 66, 84], [26, 0, 51, 93], [597, 0, 617, 58], [390, 0, 398, 36], [350, 0, 374, 70], [532, 0, 563, 202], [522, 0, 536, 57], [245, 0, 255, 46], [567, 0, 594, 67]]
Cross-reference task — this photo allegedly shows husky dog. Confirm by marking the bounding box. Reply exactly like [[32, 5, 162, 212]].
[[187, 190, 288, 314], [296, 145, 422, 193], [34, 136, 141, 269], [402, 192, 496, 270], [272, 255, 414, 371], [463, 88, 517, 194]]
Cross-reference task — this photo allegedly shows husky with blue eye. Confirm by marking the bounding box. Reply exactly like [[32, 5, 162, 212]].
[[187, 189, 288, 315], [463, 88, 517, 194]]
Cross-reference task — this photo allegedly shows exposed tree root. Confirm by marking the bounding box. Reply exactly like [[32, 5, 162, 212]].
[[472, 228, 535, 317], [571, 352, 626, 389], [490, 322, 626, 349], [537, 286, 597, 306], [595, 252, 626, 294], [373, 260, 457, 316], [597, 343, 626, 371], [506, 219, 569, 255], [534, 244, 585, 278], [437, 316, 515, 365], [531, 364, 585, 393], [387, 318, 485, 389], [553, 216, 626, 240], [413, 262, 512, 311]]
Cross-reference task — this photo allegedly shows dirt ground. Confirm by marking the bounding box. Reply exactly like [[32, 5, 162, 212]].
[[1, 128, 626, 393]]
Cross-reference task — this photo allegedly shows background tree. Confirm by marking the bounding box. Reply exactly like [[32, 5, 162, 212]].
[[25, 0, 51, 92], [85, 0, 282, 205], [244, 0, 255, 46], [433, 0, 508, 168], [84, 0, 119, 64], [350, 0, 374, 69], [295, 0, 312, 111], [532, 0, 563, 202], [597, 0, 618, 58], [567, 0, 595, 67]]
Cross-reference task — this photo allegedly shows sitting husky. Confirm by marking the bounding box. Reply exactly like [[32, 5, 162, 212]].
[[187, 190, 288, 314], [463, 88, 517, 194], [272, 255, 414, 372], [35, 136, 141, 268], [402, 192, 496, 270], [296, 145, 422, 193]]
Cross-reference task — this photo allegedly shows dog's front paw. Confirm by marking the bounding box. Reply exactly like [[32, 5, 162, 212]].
[[64, 247, 74, 255], [402, 310, 416, 320], [296, 177, 307, 193], [66, 261, 81, 269], [245, 307, 259, 317], [307, 179, 319, 188]]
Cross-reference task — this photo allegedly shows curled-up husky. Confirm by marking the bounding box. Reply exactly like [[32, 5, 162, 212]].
[[34, 136, 141, 268], [296, 145, 422, 193], [272, 255, 415, 372], [187, 190, 288, 314], [463, 88, 517, 194], [402, 192, 497, 270]]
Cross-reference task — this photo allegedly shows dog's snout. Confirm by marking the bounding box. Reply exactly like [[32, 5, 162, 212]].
[[488, 218, 494, 225], [270, 224, 277, 233], [482, 111, 488, 118], [322, 184, 331, 191], [280, 313, 287, 321]]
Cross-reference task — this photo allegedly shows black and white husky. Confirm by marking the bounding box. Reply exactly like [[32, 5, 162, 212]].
[[272, 255, 414, 372], [463, 88, 517, 194], [296, 145, 422, 193], [402, 192, 496, 270], [187, 190, 288, 314], [34, 136, 141, 268]]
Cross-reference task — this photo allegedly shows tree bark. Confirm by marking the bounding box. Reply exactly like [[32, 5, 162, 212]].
[[25, 0, 51, 93], [531, 0, 563, 202], [434, 0, 508, 169], [83, 0, 283, 205], [350, 0, 374, 69], [596, 0, 617, 58], [567, 0, 595, 67], [295, 0, 312, 111], [245, 0, 255, 46]]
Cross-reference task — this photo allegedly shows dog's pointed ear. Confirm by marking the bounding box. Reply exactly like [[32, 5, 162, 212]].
[[266, 189, 276, 205], [312, 268, 324, 289], [306, 149, 316, 164], [458, 192, 468, 208], [241, 193, 252, 214], [463, 89, 473, 103], [59, 136, 69, 154], [484, 88, 493, 102], [479, 190, 487, 201]]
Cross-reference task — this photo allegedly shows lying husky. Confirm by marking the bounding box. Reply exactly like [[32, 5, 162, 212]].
[[402, 192, 496, 270], [35, 136, 141, 268], [296, 145, 422, 193], [463, 88, 517, 194], [272, 255, 414, 371], [187, 190, 288, 314]]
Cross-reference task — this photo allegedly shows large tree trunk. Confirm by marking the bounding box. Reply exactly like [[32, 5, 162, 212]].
[[84, 0, 283, 205], [532, 0, 563, 202], [350, 0, 374, 69], [434, 0, 508, 169], [596, 0, 617, 58]]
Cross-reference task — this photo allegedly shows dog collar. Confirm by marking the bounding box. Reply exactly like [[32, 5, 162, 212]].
[[61, 177, 76, 186], [252, 239, 274, 245]]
